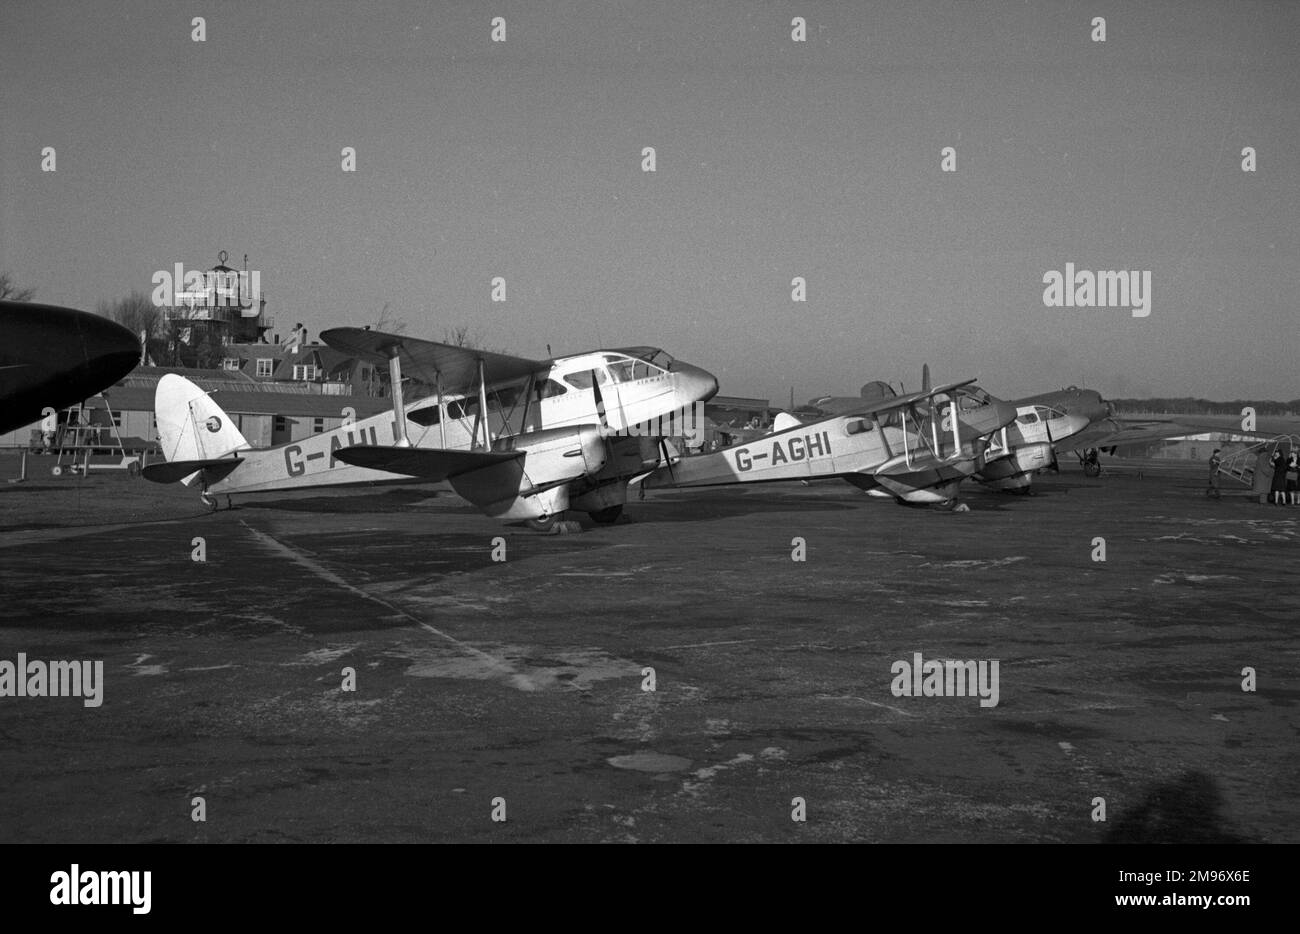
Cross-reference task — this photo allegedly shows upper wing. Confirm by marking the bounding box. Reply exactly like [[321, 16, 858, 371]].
[[320, 328, 550, 393], [800, 379, 978, 421], [332, 445, 520, 481]]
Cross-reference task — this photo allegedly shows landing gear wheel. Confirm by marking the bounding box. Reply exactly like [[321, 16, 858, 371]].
[[526, 515, 558, 533], [201, 491, 218, 513], [1083, 461, 1101, 478], [588, 505, 623, 524], [51, 465, 63, 477]]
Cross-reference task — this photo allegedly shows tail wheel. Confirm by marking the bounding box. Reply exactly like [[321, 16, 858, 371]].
[[588, 505, 623, 524]]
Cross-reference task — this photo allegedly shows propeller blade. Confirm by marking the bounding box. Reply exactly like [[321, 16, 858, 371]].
[[590, 369, 610, 432]]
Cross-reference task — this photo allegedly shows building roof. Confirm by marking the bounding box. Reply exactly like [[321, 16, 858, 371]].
[[95, 377, 393, 420]]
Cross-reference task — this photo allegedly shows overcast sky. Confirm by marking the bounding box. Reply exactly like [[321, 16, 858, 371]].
[[2, 0, 1297, 404]]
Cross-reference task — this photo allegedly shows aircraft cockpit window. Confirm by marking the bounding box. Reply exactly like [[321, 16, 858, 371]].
[[1036, 405, 1065, 421], [649, 350, 673, 370], [631, 361, 656, 380], [563, 368, 609, 390], [604, 356, 635, 383], [1016, 410, 1040, 425], [536, 379, 568, 399], [958, 389, 991, 410]]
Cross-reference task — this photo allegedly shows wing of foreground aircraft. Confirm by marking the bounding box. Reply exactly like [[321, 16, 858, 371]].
[[144, 327, 718, 528], [0, 300, 140, 433]]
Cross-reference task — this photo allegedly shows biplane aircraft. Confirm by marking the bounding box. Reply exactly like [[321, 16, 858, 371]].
[[143, 329, 718, 528], [797, 381, 1106, 492], [641, 368, 1018, 506]]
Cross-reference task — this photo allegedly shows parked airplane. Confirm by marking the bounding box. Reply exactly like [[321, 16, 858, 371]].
[[0, 300, 140, 434], [642, 370, 1018, 506], [143, 328, 718, 528], [799, 381, 1108, 491]]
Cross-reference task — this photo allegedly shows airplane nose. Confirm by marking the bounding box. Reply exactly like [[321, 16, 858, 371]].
[[76, 311, 141, 386], [1066, 413, 1091, 435], [673, 361, 719, 403]]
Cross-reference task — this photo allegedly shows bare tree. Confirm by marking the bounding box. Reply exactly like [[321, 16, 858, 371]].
[[373, 302, 408, 334], [97, 291, 173, 365], [441, 325, 509, 354], [0, 273, 36, 302]]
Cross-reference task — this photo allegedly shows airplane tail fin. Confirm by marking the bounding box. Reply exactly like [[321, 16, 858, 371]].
[[771, 412, 804, 433], [155, 374, 248, 475]]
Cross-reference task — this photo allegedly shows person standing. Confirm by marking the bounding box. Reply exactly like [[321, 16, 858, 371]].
[[1269, 447, 1289, 505], [1207, 449, 1221, 499]]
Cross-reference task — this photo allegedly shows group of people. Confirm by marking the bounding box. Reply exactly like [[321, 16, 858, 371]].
[[1212, 445, 1300, 503], [1266, 446, 1300, 504]]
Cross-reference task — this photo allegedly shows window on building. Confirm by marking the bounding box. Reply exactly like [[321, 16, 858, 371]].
[[222, 357, 241, 371], [313, 417, 324, 434], [274, 416, 288, 433], [293, 364, 318, 381], [256, 359, 274, 378]]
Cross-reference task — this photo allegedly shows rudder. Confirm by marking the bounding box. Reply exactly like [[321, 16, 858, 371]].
[[155, 374, 248, 470]]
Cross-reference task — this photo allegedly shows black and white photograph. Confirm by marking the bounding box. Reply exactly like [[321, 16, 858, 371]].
[[0, 0, 1294, 904]]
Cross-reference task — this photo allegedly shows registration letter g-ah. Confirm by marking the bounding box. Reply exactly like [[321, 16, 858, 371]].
[[285, 444, 305, 477]]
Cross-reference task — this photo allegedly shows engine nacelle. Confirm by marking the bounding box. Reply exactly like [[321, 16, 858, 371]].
[[497, 424, 606, 484], [450, 425, 606, 520], [976, 442, 1052, 491]]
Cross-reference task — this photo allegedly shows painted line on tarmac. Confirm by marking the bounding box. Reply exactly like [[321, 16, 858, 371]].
[[239, 519, 538, 691]]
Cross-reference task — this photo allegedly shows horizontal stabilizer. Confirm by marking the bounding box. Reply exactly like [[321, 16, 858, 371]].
[[333, 445, 520, 480], [142, 457, 244, 484]]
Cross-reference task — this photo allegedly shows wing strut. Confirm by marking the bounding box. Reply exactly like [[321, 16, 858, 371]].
[[436, 371, 447, 448], [476, 358, 490, 450], [900, 408, 914, 469], [387, 348, 410, 448]]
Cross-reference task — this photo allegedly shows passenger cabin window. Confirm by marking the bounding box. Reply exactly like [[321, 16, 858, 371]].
[[536, 379, 568, 399], [408, 398, 475, 426], [409, 404, 440, 426], [1016, 410, 1039, 425]]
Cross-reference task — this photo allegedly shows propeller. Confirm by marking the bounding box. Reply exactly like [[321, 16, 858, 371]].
[[590, 368, 610, 434], [1043, 407, 1060, 472]]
